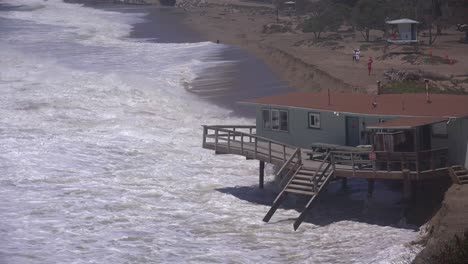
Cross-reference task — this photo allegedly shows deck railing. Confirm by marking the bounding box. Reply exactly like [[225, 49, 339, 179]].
[[202, 125, 449, 180], [202, 125, 301, 165], [324, 148, 449, 175]]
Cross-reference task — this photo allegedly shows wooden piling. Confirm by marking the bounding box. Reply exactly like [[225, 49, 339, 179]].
[[259, 161, 265, 189], [341, 178, 347, 189], [367, 179, 375, 198], [402, 169, 412, 202]]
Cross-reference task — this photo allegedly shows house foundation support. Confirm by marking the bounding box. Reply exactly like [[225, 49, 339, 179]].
[[341, 178, 347, 189], [402, 170, 412, 201], [259, 161, 265, 189], [367, 179, 375, 198]]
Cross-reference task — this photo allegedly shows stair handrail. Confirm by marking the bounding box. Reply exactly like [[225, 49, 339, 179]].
[[277, 148, 302, 186], [311, 152, 331, 192], [448, 166, 462, 185], [293, 168, 335, 231]]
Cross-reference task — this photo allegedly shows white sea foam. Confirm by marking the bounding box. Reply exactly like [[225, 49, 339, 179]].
[[0, 1, 422, 263]]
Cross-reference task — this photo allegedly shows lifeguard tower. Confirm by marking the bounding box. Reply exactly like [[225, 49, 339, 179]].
[[283, 1, 296, 16], [384, 18, 420, 53]]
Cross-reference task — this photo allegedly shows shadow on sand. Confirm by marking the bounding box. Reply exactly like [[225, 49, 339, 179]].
[[216, 179, 422, 230]]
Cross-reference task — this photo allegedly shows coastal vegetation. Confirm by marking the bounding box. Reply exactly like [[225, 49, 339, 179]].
[[301, 1, 348, 39], [295, 0, 468, 44]]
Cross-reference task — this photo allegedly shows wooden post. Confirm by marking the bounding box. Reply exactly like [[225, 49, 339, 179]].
[[241, 135, 244, 155], [402, 153, 406, 170], [411, 180, 418, 203], [430, 150, 435, 170], [367, 179, 375, 198], [233, 127, 236, 141], [259, 161, 265, 189], [341, 178, 347, 189], [402, 169, 412, 202], [269, 141, 272, 163], [249, 127, 253, 142], [254, 139, 258, 159], [331, 153, 336, 171], [202, 126, 207, 147], [215, 129, 219, 153], [414, 128, 420, 179], [283, 145, 286, 162], [227, 131, 231, 152], [386, 152, 390, 172], [372, 159, 377, 178]]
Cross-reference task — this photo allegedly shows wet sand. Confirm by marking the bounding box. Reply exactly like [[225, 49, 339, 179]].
[[96, 4, 291, 117]]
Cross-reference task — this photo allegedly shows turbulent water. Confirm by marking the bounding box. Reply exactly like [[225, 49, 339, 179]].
[[0, 1, 421, 263]]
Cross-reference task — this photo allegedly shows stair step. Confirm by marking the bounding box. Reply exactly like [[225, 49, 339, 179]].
[[295, 174, 320, 179], [294, 176, 325, 183], [452, 166, 465, 171], [296, 171, 326, 177], [296, 170, 320, 176], [460, 180, 468, 184], [301, 166, 329, 170], [287, 184, 315, 191], [291, 179, 314, 185], [458, 175, 468, 180], [455, 170, 468, 176], [285, 188, 316, 196]]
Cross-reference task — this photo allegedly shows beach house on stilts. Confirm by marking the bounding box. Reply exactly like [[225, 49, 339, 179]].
[[201, 91, 468, 230]]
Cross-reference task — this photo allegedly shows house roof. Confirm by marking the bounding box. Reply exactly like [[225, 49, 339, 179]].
[[366, 116, 448, 130], [386, 18, 419, 24], [242, 92, 468, 118]]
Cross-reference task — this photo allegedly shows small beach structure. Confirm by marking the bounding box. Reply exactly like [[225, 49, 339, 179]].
[[283, 1, 296, 10], [202, 92, 468, 230], [386, 18, 419, 44]]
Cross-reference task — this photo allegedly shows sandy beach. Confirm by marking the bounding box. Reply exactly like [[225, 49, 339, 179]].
[[178, 0, 468, 94], [123, 5, 292, 116]]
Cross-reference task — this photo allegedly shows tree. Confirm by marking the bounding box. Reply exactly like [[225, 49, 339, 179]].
[[427, 0, 443, 45], [352, 0, 393, 42], [302, 1, 348, 39]]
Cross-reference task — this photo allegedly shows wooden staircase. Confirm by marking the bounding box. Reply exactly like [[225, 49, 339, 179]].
[[263, 152, 335, 230], [449, 165, 468, 185]]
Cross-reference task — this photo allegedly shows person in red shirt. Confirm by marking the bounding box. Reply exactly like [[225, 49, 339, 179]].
[[368, 57, 373, 76]]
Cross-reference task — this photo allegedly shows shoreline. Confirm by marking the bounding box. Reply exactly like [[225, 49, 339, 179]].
[[179, 2, 365, 92], [178, 1, 468, 94], [120, 4, 291, 117]]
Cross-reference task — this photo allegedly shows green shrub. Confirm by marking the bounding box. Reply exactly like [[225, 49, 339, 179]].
[[381, 81, 426, 94]]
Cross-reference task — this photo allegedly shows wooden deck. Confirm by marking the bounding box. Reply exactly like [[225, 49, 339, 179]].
[[202, 125, 454, 230], [202, 125, 449, 181]]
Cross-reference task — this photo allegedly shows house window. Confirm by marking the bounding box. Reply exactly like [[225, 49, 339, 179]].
[[271, 110, 280, 130], [263, 108, 288, 132], [432, 122, 448, 138], [308, 112, 321, 129], [280, 110, 288, 131], [262, 109, 271, 129]]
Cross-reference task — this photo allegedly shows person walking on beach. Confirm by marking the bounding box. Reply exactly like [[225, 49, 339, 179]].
[[368, 57, 373, 76], [355, 49, 361, 62], [352, 49, 357, 62]]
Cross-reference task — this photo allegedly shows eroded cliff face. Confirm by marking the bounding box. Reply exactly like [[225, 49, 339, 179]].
[[159, 0, 176, 6], [64, 0, 160, 4], [413, 184, 468, 264], [258, 45, 360, 93]]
